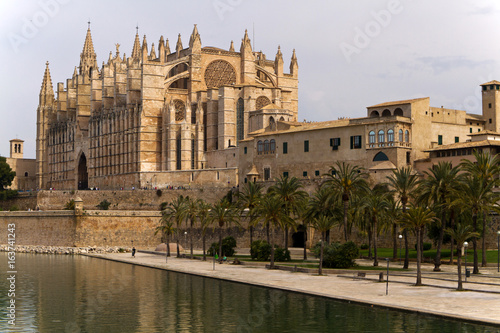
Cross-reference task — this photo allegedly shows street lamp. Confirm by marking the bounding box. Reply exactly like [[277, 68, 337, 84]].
[[497, 230, 500, 273], [184, 231, 188, 254], [385, 258, 390, 295], [464, 241, 469, 282], [398, 234, 403, 265]]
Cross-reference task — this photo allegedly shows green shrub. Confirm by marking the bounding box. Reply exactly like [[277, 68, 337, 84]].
[[312, 241, 359, 268], [360, 243, 369, 250], [9, 205, 19, 211], [64, 199, 75, 210], [414, 242, 432, 251], [96, 199, 111, 210], [250, 240, 291, 262], [208, 236, 237, 257], [160, 202, 168, 210], [0, 190, 18, 201]]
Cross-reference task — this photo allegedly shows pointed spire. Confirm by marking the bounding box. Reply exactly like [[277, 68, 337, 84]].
[[275, 46, 283, 77], [240, 29, 253, 55], [176, 33, 183, 53], [141, 35, 148, 61], [275, 45, 283, 62], [290, 49, 298, 75], [40, 61, 54, 101], [159, 36, 165, 62], [73, 66, 78, 78], [150, 42, 156, 59], [79, 24, 98, 77], [131, 29, 141, 58], [165, 38, 171, 55], [189, 24, 201, 49], [229, 40, 235, 52]]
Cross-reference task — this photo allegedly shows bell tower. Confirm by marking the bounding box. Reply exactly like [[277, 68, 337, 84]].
[[481, 80, 500, 132]]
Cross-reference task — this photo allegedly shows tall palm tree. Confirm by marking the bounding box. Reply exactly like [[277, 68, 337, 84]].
[[387, 166, 418, 269], [237, 181, 264, 245], [460, 150, 500, 267], [401, 206, 436, 286], [361, 184, 391, 267], [445, 223, 479, 291], [209, 198, 238, 261], [185, 196, 200, 259], [197, 200, 211, 261], [312, 215, 337, 275], [306, 184, 337, 244], [324, 162, 368, 241], [417, 162, 461, 271], [254, 193, 293, 269], [162, 195, 188, 257], [451, 175, 497, 274], [268, 175, 307, 249], [155, 212, 177, 260]]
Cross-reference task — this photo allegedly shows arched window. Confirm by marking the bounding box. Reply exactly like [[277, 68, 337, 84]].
[[24, 172, 29, 177], [399, 129, 403, 142], [269, 116, 275, 130], [373, 152, 389, 161], [382, 109, 391, 117], [405, 130, 410, 142], [387, 129, 394, 146], [369, 131, 376, 145], [257, 140, 263, 154], [378, 130, 385, 144], [394, 108, 403, 116], [370, 110, 380, 117], [270, 139, 276, 152], [236, 98, 244, 142], [264, 140, 270, 153]]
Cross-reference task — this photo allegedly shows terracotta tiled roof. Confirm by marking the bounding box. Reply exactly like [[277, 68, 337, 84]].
[[425, 140, 500, 152], [367, 97, 428, 108], [468, 130, 500, 136]]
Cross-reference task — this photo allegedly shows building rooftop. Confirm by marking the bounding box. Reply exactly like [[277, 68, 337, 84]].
[[367, 97, 429, 108]]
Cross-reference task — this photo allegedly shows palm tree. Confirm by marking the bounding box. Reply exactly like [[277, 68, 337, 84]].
[[361, 184, 391, 267], [312, 215, 337, 275], [417, 162, 460, 271], [445, 223, 479, 291], [209, 198, 238, 261], [197, 200, 211, 261], [324, 162, 368, 241], [451, 175, 497, 274], [401, 206, 436, 286], [162, 195, 188, 257], [255, 193, 293, 269], [268, 175, 307, 249], [387, 166, 418, 268], [155, 212, 177, 261], [460, 150, 500, 267], [237, 181, 264, 245], [185, 196, 200, 259]]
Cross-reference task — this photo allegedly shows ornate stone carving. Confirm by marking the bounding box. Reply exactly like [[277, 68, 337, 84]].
[[204, 60, 236, 88], [256, 96, 271, 110], [174, 99, 186, 121]]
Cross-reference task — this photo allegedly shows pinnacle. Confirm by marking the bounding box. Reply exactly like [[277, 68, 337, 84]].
[[40, 61, 54, 96], [131, 30, 141, 58]]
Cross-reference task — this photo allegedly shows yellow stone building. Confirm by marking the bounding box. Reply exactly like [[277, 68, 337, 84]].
[[36, 25, 298, 190], [5, 139, 36, 191]]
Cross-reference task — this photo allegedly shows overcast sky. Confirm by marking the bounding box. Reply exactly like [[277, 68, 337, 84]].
[[1, 0, 500, 158]]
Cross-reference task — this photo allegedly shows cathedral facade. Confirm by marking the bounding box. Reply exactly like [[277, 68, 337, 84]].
[[36, 25, 298, 190]]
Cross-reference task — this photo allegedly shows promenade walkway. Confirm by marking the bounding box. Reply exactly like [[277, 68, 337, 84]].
[[87, 250, 500, 327]]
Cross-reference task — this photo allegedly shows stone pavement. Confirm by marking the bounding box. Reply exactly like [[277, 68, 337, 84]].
[[87, 250, 500, 328]]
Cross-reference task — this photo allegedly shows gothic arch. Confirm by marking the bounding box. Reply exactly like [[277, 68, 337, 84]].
[[77, 152, 88, 190], [256, 96, 271, 109], [394, 108, 403, 116], [382, 109, 391, 117], [370, 110, 380, 117]]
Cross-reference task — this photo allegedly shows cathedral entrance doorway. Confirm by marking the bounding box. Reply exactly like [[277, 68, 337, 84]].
[[78, 153, 88, 190], [292, 224, 306, 248]]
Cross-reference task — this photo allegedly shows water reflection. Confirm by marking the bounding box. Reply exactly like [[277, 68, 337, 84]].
[[0, 253, 498, 332]]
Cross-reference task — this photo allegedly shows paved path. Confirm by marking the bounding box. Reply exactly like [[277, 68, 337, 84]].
[[87, 251, 500, 328]]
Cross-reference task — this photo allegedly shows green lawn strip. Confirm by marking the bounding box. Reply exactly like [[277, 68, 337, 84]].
[[360, 248, 499, 263]]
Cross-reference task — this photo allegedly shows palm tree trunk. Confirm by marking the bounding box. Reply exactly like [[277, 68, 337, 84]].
[[449, 211, 455, 264], [325, 229, 330, 244], [472, 214, 479, 274], [219, 225, 223, 262], [368, 225, 372, 260], [403, 230, 409, 269], [373, 217, 378, 267], [270, 225, 275, 269], [319, 231, 324, 275], [434, 211, 446, 271], [284, 227, 289, 250], [176, 232, 180, 257], [343, 199, 349, 241], [190, 220, 194, 259], [482, 211, 487, 267], [303, 228, 308, 260], [392, 223, 397, 260], [416, 227, 422, 286], [167, 234, 171, 257], [266, 223, 270, 243], [457, 251, 463, 291], [249, 225, 254, 245], [202, 233, 206, 261]]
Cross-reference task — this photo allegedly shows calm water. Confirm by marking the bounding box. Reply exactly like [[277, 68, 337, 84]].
[[0, 253, 498, 333]]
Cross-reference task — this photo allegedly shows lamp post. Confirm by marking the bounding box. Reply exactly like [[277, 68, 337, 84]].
[[398, 234, 403, 265], [385, 258, 390, 295], [497, 230, 500, 273], [464, 241, 468, 282], [184, 231, 188, 255]]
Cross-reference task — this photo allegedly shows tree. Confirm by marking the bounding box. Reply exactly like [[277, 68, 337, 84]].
[[324, 162, 368, 241], [0, 156, 15, 191], [155, 212, 177, 260], [460, 150, 500, 267], [445, 223, 479, 291], [401, 206, 436, 286], [185, 197, 201, 259], [254, 193, 293, 269], [162, 195, 188, 257], [312, 215, 337, 275], [361, 185, 391, 267], [417, 162, 461, 271], [387, 166, 418, 268], [209, 198, 238, 261], [237, 181, 264, 245], [268, 175, 307, 250], [197, 200, 211, 261]]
